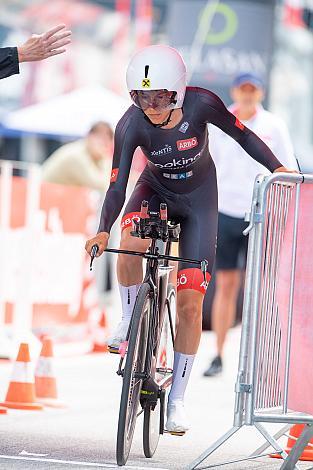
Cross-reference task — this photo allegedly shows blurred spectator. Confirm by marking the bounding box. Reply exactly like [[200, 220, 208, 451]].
[[0, 24, 71, 80], [203, 72, 298, 377], [41, 121, 114, 191]]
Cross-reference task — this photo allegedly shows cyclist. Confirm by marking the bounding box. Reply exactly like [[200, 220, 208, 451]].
[[85, 45, 295, 434]]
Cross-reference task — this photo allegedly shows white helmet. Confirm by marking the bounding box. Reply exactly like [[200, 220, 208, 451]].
[[126, 45, 187, 109]]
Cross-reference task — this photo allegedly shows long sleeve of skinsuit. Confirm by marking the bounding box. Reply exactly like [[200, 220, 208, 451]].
[[193, 87, 283, 172], [0, 47, 19, 80], [97, 106, 144, 234]]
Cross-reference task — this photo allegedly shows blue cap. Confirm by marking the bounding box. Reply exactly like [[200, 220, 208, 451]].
[[232, 72, 264, 89]]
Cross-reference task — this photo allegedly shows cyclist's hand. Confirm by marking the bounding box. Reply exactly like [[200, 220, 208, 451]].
[[85, 232, 109, 257], [274, 166, 299, 174]]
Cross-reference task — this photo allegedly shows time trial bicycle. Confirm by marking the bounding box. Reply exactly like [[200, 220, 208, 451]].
[[90, 200, 208, 466]]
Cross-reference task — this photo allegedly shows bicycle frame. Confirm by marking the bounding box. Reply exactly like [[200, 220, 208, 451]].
[[114, 237, 174, 393], [89, 205, 208, 398], [142, 238, 175, 392]]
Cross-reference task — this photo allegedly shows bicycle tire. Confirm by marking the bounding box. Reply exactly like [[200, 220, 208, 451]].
[[143, 284, 176, 458], [116, 282, 151, 466]]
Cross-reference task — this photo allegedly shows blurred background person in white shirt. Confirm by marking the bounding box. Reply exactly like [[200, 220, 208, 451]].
[[203, 72, 298, 377]]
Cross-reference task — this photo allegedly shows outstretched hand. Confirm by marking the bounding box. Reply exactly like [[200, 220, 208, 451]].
[[17, 24, 71, 63]]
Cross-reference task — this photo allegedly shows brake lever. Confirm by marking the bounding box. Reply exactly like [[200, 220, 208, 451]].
[[200, 259, 208, 282], [90, 244, 99, 271]]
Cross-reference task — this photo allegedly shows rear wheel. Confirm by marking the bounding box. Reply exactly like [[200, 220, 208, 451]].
[[143, 285, 176, 458], [116, 283, 151, 466]]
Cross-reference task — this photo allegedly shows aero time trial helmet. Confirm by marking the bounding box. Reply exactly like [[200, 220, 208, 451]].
[[126, 45, 187, 111]]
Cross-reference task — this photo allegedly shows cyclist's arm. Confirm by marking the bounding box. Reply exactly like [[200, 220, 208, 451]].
[[196, 88, 283, 172], [0, 47, 19, 80], [97, 107, 141, 234]]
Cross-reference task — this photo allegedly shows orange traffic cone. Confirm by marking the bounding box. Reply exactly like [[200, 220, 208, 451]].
[[271, 424, 313, 461], [92, 312, 108, 353], [35, 337, 65, 408], [0, 343, 43, 410]]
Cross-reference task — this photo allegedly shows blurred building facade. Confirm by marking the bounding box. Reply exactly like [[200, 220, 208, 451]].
[[271, 0, 313, 171]]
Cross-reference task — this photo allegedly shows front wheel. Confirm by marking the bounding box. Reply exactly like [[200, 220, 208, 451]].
[[116, 283, 151, 466], [143, 394, 162, 458], [143, 284, 176, 458]]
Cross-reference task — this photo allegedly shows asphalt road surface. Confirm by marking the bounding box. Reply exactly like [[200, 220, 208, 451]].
[[0, 328, 312, 470]]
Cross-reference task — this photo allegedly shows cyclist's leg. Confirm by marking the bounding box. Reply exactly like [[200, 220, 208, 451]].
[[108, 182, 162, 350], [166, 171, 218, 432], [174, 178, 217, 352]]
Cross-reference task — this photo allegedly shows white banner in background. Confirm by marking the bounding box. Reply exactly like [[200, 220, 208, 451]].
[[0, 229, 85, 307]]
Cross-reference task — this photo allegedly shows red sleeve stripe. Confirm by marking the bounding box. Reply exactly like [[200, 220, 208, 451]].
[[110, 168, 119, 183], [235, 118, 245, 131]]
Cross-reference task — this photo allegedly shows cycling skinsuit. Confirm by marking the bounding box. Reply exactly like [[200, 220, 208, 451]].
[[97, 87, 282, 294]]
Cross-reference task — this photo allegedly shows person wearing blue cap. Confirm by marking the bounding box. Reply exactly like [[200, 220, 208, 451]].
[[203, 72, 298, 377], [232, 72, 265, 90]]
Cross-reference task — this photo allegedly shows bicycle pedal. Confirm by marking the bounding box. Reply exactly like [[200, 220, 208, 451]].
[[108, 346, 120, 355], [164, 430, 185, 437]]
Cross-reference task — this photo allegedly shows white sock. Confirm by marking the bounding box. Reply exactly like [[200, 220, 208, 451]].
[[168, 351, 195, 404], [118, 283, 141, 323]]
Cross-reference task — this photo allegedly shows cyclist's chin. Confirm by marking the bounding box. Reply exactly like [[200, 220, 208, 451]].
[[144, 110, 170, 124]]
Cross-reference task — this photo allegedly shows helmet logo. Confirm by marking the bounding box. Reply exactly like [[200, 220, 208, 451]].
[[142, 64, 150, 88], [142, 78, 151, 88]]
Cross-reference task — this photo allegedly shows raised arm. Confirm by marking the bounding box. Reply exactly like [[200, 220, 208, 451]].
[[196, 88, 283, 173], [0, 47, 19, 79], [1, 25, 71, 81]]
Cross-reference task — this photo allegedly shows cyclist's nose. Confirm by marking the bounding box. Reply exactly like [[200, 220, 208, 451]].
[[145, 96, 155, 106]]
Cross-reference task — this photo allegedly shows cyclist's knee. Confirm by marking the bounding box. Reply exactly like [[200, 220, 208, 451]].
[[118, 228, 149, 267], [177, 290, 203, 323], [119, 228, 149, 251]]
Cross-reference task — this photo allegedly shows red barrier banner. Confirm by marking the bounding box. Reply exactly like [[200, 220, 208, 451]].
[[277, 184, 313, 415], [0, 175, 100, 345]]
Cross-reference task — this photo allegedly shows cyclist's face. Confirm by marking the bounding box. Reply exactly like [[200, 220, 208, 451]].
[[231, 83, 264, 109], [131, 89, 175, 123]]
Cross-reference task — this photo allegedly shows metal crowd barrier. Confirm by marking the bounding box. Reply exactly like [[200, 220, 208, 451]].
[[187, 172, 313, 470]]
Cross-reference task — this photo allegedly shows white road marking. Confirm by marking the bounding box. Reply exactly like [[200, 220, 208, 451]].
[[19, 450, 50, 457], [0, 454, 169, 469]]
